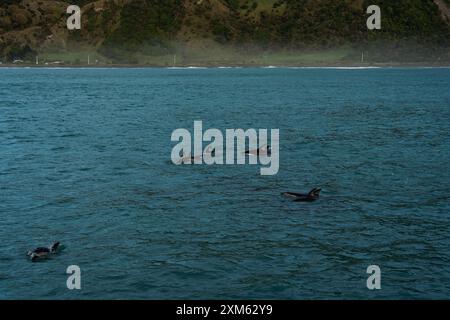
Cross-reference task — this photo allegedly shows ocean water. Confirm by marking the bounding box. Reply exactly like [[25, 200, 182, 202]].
[[0, 67, 449, 299]]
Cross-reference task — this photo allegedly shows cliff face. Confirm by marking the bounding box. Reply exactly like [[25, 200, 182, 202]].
[[1, 0, 449, 63]]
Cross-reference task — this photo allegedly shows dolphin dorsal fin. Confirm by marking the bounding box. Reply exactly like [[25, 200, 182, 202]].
[[50, 242, 60, 252]]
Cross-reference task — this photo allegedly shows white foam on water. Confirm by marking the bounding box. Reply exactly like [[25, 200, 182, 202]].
[[167, 66, 208, 69], [218, 66, 242, 69], [285, 66, 381, 70]]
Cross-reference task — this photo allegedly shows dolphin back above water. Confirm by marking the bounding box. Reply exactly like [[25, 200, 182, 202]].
[[245, 145, 271, 156], [282, 188, 322, 202], [27, 242, 61, 261]]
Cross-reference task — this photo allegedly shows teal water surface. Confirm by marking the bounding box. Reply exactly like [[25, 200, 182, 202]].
[[0, 67, 449, 299]]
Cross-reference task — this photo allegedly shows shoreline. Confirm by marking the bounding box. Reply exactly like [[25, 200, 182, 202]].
[[1, 62, 450, 69]]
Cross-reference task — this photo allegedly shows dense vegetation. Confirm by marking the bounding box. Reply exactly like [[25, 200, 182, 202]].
[[98, 0, 183, 62], [0, 0, 449, 64]]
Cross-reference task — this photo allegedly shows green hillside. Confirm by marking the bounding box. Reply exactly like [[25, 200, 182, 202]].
[[1, 0, 449, 65]]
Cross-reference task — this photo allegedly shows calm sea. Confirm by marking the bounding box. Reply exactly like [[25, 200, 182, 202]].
[[0, 67, 449, 299]]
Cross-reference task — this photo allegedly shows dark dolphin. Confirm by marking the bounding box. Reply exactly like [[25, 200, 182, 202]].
[[282, 188, 321, 202], [245, 145, 271, 156], [27, 242, 60, 261], [177, 146, 216, 164]]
